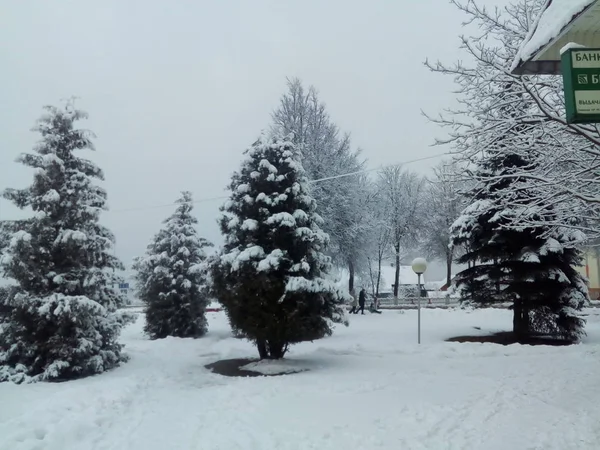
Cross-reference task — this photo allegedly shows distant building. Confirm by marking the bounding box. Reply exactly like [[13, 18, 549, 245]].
[[377, 265, 418, 293], [576, 248, 600, 299]]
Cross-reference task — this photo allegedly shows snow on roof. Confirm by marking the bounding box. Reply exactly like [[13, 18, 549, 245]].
[[379, 265, 419, 291], [329, 265, 420, 293], [424, 280, 448, 291], [512, 0, 597, 72]]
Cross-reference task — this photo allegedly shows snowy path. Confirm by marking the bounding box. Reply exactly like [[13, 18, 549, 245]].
[[1, 308, 600, 450]]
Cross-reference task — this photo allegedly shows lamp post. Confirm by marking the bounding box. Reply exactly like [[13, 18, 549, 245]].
[[411, 257, 428, 344]]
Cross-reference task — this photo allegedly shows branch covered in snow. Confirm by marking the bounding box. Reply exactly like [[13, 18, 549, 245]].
[[425, 0, 600, 240]]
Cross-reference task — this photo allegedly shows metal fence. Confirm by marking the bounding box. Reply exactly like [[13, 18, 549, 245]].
[[375, 295, 460, 309], [374, 297, 600, 310], [124, 298, 600, 311]]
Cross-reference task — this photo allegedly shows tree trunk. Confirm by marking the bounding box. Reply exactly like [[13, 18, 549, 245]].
[[493, 258, 501, 295], [521, 301, 530, 337], [367, 258, 376, 297], [267, 340, 286, 360], [376, 255, 383, 298], [513, 299, 521, 336], [513, 298, 530, 338], [348, 259, 355, 293], [446, 250, 453, 288], [393, 242, 401, 298], [257, 339, 268, 359]]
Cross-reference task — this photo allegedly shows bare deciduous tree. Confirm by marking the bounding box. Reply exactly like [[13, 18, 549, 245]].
[[421, 160, 467, 286], [377, 167, 425, 298], [271, 78, 369, 291]]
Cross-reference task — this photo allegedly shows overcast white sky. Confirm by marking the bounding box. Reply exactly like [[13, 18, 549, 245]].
[[0, 0, 513, 277]]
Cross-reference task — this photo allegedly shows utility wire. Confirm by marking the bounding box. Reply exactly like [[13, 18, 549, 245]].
[[4, 151, 450, 217], [308, 153, 447, 184], [109, 195, 230, 213], [108, 151, 449, 214]]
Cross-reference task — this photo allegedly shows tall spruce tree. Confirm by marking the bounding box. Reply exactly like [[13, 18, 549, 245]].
[[428, 0, 588, 341], [212, 136, 348, 359], [133, 191, 212, 339], [452, 149, 587, 340], [0, 102, 133, 383]]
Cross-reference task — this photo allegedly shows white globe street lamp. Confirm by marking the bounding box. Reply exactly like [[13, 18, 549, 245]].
[[411, 257, 428, 344]]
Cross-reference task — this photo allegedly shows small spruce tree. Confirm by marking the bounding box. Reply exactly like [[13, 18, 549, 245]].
[[133, 192, 212, 339], [0, 102, 133, 383], [212, 135, 348, 359]]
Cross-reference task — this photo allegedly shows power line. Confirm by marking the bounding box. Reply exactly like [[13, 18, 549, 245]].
[[308, 152, 448, 184], [109, 195, 230, 213], [4, 151, 451, 217], [108, 151, 450, 214]]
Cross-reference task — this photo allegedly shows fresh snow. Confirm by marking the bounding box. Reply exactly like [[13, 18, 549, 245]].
[[10, 230, 32, 246], [257, 249, 285, 272], [377, 264, 419, 289], [521, 251, 541, 263], [42, 189, 60, 203], [514, 0, 596, 68], [235, 245, 265, 262], [1, 308, 599, 449], [265, 212, 296, 227], [560, 41, 588, 54], [292, 209, 308, 221], [240, 359, 307, 375], [284, 276, 342, 295], [58, 229, 88, 243], [241, 219, 258, 231], [259, 159, 278, 174], [236, 184, 250, 194]]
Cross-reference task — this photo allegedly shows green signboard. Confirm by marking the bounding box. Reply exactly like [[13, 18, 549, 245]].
[[562, 48, 600, 124]]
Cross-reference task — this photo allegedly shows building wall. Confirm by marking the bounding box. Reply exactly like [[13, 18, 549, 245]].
[[577, 248, 600, 299]]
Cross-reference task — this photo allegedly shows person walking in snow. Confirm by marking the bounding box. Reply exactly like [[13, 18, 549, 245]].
[[357, 288, 366, 315], [349, 288, 359, 314]]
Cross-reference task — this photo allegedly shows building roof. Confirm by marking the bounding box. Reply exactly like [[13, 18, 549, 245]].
[[512, 0, 600, 75], [378, 265, 419, 292]]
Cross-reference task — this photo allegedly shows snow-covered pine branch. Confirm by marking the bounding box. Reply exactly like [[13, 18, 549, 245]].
[[133, 191, 212, 339]]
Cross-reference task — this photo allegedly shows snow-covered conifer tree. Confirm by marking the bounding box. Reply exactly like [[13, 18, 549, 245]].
[[133, 192, 212, 339], [212, 136, 348, 359], [428, 0, 588, 340], [0, 102, 133, 383], [452, 148, 587, 340]]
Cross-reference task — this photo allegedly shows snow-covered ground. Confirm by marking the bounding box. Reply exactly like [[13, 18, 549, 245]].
[[1, 308, 600, 450]]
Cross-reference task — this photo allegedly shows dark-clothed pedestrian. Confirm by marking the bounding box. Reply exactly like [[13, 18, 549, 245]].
[[358, 288, 366, 315]]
